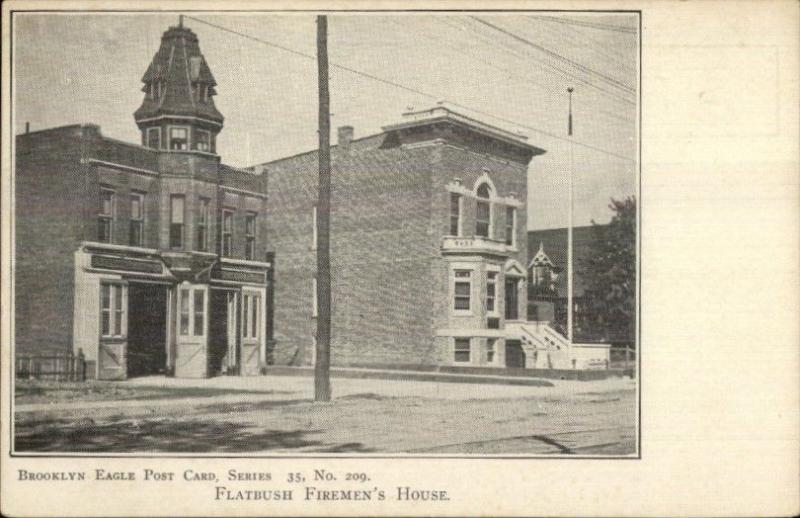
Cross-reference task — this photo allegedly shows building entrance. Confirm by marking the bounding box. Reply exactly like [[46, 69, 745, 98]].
[[505, 340, 525, 368], [209, 290, 237, 376], [127, 282, 168, 377]]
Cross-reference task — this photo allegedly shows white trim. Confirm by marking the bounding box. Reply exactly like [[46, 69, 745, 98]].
[[81, 240, 159, 255], [450, 263, 476, 316], [504, 258, 527, 278], [311, 276, 318, 318], [505, 205, 516, 248], [311, 205, 318, 250], [220, 257, 271, 269], [136, 114, 223, 127], [220, 185, 268, 200], [485, 265, 501, 317], [436, 328, 507, 338], [472, 172, 498, 198], [88, 159, 159, 177]]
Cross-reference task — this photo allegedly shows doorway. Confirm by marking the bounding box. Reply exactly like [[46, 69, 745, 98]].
[[505, 278, 519, 320], [127, 282, 167, 377], [209, 290, 237, 376], [505, 340, 525, 368]]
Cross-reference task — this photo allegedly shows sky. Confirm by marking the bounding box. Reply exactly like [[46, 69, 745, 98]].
[[13, 12, 638, 230]]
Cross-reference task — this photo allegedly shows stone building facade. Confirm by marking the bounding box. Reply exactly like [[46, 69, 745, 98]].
[[15, 24, 272, 379]]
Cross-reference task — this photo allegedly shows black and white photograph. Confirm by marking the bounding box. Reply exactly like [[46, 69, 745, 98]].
[[3, 1, 800, 517], [9, 10, 639, 456]]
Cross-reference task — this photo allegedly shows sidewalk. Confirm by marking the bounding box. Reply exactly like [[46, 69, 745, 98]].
[[16, 373, 634, 413]]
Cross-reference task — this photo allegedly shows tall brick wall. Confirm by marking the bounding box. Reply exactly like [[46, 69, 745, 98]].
[[264, 134, 441, 367], [15, 126, 92, 355]]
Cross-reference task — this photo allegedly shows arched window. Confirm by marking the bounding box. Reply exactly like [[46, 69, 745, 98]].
[[475, 183, 492, 238]]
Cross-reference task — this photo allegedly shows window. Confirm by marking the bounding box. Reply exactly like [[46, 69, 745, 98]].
[[312, 277, 318, 318], [146, 127, 161, 149], [98, 188, 114, 243], [193, 289, 205, 336], [449, 193, 461, 236], [486, 271, 498, 313], [169, 127, 188, 150], [245, 212, 257, 260], [454, 338, 471, 363], [222, 209, 233, 257], [196, 130, 211, 152], [486, 338, 496, 363], [476, 183, 491, 238], [311, 206, 318, 250], [178, 285, 206, 337], [242, 292, 261, 340], [129, 192, 144, 246], [505, 206, 515, 246], [196, 198, 210, 251], [100, 283, 126, 338], [179, 288, 190, 335], [454, 270, 472, 312], [505, 278, 519, 320], [169, 195, 185, 249]]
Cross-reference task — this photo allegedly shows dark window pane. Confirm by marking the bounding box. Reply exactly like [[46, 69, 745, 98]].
[[170, 224, 183, 248], [193, 290, 205, 336]]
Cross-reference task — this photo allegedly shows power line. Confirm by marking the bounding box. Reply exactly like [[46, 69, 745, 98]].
[[185, 15, 634, 163], [472, 17, 636, 94], [531, 15, 638, 34], [521, 16, 636, 79], [433, 17, 636, 118], [456, 17, 636, 106]]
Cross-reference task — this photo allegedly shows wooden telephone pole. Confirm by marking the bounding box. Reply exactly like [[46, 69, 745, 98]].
[[314, 15, 332, 402]]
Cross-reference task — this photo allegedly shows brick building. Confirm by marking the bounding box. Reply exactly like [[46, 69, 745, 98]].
[[15, 24, 272, 379], [259, 106, 604, 370], [16, 22, 612, 378]]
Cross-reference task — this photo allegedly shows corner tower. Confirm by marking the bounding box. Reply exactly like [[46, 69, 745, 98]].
[[134, 21, 224, 154]]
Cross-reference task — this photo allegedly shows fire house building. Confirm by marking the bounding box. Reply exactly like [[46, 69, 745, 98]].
[[16, 22, 611, 379], [15, 24, 272, 379]]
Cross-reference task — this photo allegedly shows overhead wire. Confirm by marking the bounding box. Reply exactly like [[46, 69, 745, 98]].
[[185, 15, 635, 162]]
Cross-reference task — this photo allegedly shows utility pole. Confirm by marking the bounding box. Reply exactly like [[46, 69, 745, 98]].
[[567, 86, 574, 347], [314, 15, 332, 402]]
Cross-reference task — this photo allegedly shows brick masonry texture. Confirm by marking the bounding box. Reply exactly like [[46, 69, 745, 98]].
[[15, 126, 92, 355], [263, 123, 535, 368]]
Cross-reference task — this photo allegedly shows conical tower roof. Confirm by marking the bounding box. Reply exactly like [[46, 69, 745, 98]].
[[134, 24, 224, 124]]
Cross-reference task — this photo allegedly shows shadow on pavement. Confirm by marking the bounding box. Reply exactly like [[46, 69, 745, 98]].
[[14, 418, 376, 453]]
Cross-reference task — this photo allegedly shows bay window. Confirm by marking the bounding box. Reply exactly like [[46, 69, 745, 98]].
[[169, 195, 184, 249], [505, 206, 515, 246], [196, 197, 210, 251], [245, 212, 257, 260], [453, 270, 472, 312], [222, 209, 233, 257], [476, 183, 491, 238], [98, 188, 114, 243], [449, 193, 461, 236], [129, 192, 144, 247]]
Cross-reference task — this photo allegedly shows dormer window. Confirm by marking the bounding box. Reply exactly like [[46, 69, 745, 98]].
[[169, 126, 188, 150]]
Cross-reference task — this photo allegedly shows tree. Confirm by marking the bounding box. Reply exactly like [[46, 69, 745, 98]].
[[577, 196, 636, 344]]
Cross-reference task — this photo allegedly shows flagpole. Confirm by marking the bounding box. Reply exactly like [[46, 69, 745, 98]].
[[567, 86, 574, 346]]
